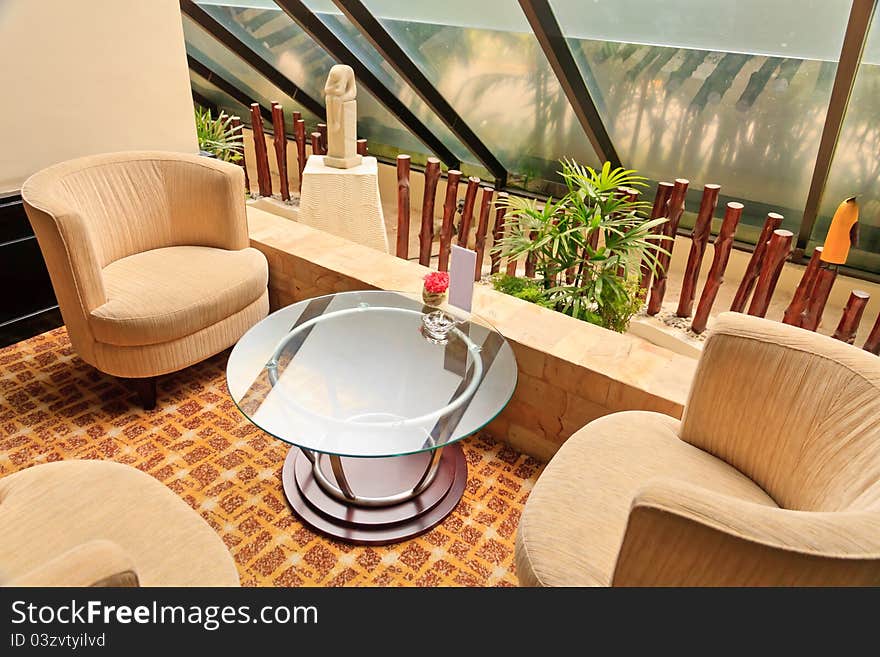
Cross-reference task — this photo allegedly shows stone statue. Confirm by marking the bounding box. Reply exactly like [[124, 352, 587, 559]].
[[322, 65, 362, 169]]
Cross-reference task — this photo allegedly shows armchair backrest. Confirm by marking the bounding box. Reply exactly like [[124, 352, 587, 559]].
[[680, 312, 880, 512], [22, 151, 246, 268]]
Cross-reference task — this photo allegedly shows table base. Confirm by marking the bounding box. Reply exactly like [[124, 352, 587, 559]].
[[282, 445, 467, 545]]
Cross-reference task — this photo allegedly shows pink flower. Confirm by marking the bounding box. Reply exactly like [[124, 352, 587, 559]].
[[423, 271, 450, 294]]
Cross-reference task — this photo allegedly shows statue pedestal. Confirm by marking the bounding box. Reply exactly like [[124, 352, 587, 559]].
[[298, 155, 388, 253], [323, 154, 363, 169]]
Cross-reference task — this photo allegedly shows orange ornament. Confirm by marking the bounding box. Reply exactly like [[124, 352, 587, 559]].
[[820, 196, 859, 265]]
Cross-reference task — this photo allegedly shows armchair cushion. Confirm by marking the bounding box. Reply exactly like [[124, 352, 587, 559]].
[[90, 245, 268, 347], [515, 411, 775, 587]]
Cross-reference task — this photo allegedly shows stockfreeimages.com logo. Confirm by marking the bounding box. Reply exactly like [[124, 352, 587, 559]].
[[11, 600, 317, 632]]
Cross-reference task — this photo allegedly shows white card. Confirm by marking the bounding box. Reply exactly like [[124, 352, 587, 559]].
[[449, 245, 476, 312]]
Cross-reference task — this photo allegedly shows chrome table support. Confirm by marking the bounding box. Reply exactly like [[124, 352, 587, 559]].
[[302, 447, 445, 507]]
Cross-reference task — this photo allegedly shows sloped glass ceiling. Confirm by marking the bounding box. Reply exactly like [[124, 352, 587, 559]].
[[194, 1, 450, 167], [358, 0, 601, 193], [812, 9, 880, 274], [183, 13, 321, 132], [190, 69, 252, 119], [186, 1, 880, 274], [550, 0, 852, 239]]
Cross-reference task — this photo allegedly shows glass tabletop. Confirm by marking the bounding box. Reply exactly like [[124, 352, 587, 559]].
[[226, 291, 517, 458]]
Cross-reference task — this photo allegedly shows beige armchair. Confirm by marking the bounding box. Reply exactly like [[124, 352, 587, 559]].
[[516, 312, 880, 586], [0, 460, 239, 586], [21, 151, 268, 408]]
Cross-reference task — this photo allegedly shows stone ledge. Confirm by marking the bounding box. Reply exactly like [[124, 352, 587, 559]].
[[247, 207, 697, 461]]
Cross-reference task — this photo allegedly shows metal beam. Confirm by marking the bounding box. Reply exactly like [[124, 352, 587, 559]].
[[190, 88, 219, 115], [518, 0, 621, 168], [331, 0, 507, 185], [272, 0, 460, 170], [180, 0, 325, 119], [796, 0, 877, 257], [188, 56, 273, 125]]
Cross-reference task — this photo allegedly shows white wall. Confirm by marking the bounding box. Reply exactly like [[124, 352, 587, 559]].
[[0, 0, 198, 194]]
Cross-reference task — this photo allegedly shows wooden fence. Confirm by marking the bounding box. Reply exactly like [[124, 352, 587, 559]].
[[222, 102, 879, 355]]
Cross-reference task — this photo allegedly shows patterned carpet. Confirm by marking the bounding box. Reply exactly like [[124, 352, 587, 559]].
[[0, 328, 542, 586]]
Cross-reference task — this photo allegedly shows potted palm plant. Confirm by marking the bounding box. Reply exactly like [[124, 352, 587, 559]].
[[491, 160, 669, 332], [195, 105, 243, 163]]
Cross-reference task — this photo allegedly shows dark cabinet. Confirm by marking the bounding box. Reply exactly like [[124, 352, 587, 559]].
[[0, 194, 62, 347]]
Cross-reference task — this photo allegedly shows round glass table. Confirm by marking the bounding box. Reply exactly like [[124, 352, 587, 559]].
[[226, 290, 517, 544]]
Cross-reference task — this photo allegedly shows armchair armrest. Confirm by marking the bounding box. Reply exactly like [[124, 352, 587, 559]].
[[6, 540, 139, 587], [165, 155, 249, 251], [611, 478, 880, 586], [21, 200, 107, 314], [678, 313, 880, 508]]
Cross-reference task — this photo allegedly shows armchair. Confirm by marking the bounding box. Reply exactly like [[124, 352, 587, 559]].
[[21, 151, 269, 407], [516, 312, 880, 586], [0, 460, 239, 587]]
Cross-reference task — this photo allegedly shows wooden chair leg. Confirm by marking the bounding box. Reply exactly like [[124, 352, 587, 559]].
[[128, 377, 157, 410]]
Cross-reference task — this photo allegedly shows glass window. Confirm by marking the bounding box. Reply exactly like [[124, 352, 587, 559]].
[[189, 69, 252, 119], [360, 0, 601, 194], [183, 13, 321, 134], [812, 11, 880, 274], [549, 0, 852, 241], [192, 2, 434, 165]]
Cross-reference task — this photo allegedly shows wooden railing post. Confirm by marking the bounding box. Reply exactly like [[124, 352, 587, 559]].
[[640, 182, 674, 290], [457, 176, 480, 247], [647, 178, 689, 315], [505, 257, 518, 277], [395, 155, 411, 260], [782, 246, 823, 326], [863, 313, 880, 355], [691, 201, 743, 334], [294, 118, 306, 192], [290, 111, 301, 192], [613, 185, 636, 214], [317, 123, 327, 154], [587, 224, 600, 251], [229, 116, 250, 193], [747, 229, 793, 317], [310, 132, 321, 157], [730, 212, 784, 312], [832, 290, 870, 344], [524, 231, 538, 278], [800, 265, 838, 331], [490, 192, 509, 275], [473, 186, 495, 281], [677, 184, 720, 317], [615, 187, 639, 278], [250, 103, 272, 197], [438, 170, 461, 272], [270, 102, 290, 201], [418, 157, 441, 266], [356, 139, 368, 156], [291, 109, 302, 189]]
